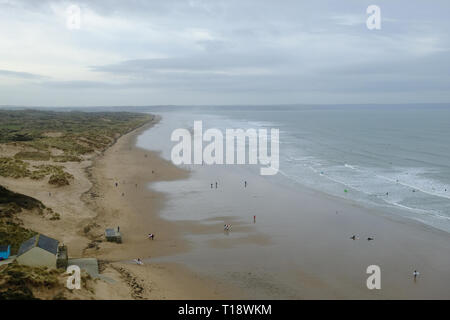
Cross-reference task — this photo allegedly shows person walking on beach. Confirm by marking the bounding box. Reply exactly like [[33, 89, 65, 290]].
[[245, 181, 247, 188], [215, 182, 218, 189], [117, 226, 120, 232], [413, 270, 420, 281], [211, 183, 213, 189], [115, 182, 118, 187], [253, 215, 256, 223], [350, 235, 359, 240], [148, 233, 154, 240]]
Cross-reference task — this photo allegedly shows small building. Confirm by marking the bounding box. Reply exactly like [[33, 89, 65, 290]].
[[17, 234, 59, 268], [0, 245, 10, 260], [105, 228, 122, 243]]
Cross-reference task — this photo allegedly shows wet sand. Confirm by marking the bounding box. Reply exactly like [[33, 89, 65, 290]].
[[137, 126, 450, 299]]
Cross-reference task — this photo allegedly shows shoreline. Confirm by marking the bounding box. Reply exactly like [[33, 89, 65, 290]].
[[82, 116, 243, 299], [134, 113, 450, 299]]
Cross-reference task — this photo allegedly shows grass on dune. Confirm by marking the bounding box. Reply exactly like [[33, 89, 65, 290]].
[[0, 109, 152, 185]]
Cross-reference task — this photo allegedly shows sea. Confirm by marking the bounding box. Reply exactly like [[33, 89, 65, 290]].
[[137, 104, 450, 234]]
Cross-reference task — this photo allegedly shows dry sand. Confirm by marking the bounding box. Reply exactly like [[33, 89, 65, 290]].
[[0, 118, 240, 299]]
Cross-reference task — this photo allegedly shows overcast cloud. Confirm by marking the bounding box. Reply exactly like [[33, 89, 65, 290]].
[[0, 0, 449, 106]]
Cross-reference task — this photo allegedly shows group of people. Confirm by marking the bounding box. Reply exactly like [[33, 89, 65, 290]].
[[350, 234, 374, 241], [210, 182, 218, 189], [224, 224, 232, 231], [349, 234, 421, 280], [134, 234, 155, 265], [210, 181, 249, 189]]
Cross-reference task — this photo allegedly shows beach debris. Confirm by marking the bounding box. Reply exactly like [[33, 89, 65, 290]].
[[90, 192, 99, 198], [344, 189, 348, 193], [111, 265, 145, 299]]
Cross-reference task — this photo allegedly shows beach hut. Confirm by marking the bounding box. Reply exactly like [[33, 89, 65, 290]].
[[105, 228, 122, 243], [16, 234, 59, 268], [0, 245, 10, 260]]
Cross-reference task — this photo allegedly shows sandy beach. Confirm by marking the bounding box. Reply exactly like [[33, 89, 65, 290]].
[[2, 113, 449, 300], [0, 117, 240, 299]]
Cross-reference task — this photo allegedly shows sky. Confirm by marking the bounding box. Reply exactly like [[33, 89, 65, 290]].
[[0, 0, 449, 106]]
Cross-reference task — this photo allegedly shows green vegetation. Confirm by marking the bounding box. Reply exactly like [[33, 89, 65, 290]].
[[14, 151, 51, 161], [0, 263, 61, 300], [0, 109, 152, 157], [0, 186, 43, 253], [0, 157, 29, 178], [48, 171, 73, 186], [30, 164, 74, 184], [0, 158, 74, 185], [0, 220, 37, 255], [0, 109, 152, 186], [0, 185, 45, 212], [52, 155, 82, 162]]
